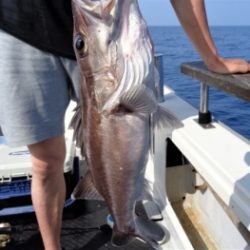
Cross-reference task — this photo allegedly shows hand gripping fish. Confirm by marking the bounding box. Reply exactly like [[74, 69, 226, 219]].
[[70, 0, 178, 248]]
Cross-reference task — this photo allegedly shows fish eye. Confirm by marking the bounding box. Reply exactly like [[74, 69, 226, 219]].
[[75, 36, 85, 50], [74, 34, 87, 58]]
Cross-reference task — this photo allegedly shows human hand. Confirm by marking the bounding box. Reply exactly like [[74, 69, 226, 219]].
[[206, 56, 250, 74]]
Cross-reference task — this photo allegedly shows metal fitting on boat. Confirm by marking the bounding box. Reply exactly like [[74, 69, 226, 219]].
[[0, 223, 11, 248], [154, 54, 165, 103], [199, 82, 212, 125]]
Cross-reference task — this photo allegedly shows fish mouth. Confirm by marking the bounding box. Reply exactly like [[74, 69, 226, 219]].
[[72, 0, 97, 13], [72, 0, 116, 18]]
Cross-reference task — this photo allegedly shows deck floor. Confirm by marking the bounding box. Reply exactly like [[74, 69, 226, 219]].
[[1, 200, 154, 250]]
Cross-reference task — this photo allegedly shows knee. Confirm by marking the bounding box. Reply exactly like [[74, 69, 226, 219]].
[[28, 136, 66, 180], [31, 154, 65, 180]]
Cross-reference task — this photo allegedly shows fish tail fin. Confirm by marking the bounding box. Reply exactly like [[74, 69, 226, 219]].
[[134, 216, 169, 249], [111, 216, 168, 249]]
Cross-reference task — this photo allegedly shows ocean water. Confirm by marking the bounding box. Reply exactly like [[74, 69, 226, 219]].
[[149, 26, 250, 140], [0, 26, 249, 145]]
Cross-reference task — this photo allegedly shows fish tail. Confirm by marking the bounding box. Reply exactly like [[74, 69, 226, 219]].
[[111, 216, 168, 249], [134, 216, 169, 249]]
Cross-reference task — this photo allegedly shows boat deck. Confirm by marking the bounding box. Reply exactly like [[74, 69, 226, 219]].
[[2, 200, 154, 250]]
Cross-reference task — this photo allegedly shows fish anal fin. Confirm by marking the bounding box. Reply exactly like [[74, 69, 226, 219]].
[[71, 171, 104, 201]]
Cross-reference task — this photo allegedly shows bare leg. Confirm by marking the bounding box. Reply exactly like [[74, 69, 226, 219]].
[[28, 136, 66, 250]]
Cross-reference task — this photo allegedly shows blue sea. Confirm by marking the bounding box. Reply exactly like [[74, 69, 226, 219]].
[[149, 26, 250, 140], [0, 26, 249, 145]]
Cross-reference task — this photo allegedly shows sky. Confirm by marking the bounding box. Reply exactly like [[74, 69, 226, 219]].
[[138, 0, 250, 26]]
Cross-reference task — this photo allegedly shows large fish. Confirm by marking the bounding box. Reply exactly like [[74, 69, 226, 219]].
[[70, 0, 177, 248]]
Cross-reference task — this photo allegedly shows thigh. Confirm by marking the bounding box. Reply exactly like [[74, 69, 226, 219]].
[[0, 30, 70, 147]]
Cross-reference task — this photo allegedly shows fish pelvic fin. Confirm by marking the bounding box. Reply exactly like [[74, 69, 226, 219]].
[[153, 105, 182, 131], [71, 170, 104, 201], [69, 104, 85, 155]]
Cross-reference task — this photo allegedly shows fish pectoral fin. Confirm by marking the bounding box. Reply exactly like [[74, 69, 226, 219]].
[[71, 170, 104, 201], [118, 85, 158, 114], [119, 84, 182, 132], [69, 104, 84, 154]]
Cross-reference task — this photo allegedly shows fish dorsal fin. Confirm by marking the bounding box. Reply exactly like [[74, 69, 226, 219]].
[[71, 170, 104, 201], [69, 104, 85, 155]]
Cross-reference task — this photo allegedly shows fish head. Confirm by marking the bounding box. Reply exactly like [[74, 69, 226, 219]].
[[72, 0, 117, 75], [72, 0, 122, 106], [72, 0, 155, 110], [72, 0, 115, 55]]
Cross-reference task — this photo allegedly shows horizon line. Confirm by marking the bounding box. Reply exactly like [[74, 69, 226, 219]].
[[148, 24, 250, 27]]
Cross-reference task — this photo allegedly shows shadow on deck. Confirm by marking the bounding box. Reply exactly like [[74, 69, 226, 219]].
[[2, 200, 153, 250]]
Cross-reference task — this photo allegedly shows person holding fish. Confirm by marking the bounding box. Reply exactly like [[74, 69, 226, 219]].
[[0, 0, 249, 250]]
